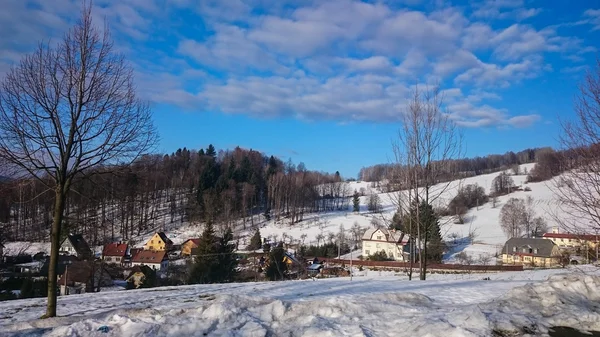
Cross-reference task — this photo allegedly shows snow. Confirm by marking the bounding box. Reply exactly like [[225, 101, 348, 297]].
[[1, 266, 599, 336], [3, 242, 51, 256]]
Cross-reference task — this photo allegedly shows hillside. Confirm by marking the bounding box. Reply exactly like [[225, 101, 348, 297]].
[[0, 267, 599, 336], [2, 162, 585, 265]]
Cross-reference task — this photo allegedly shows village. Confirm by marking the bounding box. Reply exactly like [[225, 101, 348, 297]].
[[0, 221, 598, 299]]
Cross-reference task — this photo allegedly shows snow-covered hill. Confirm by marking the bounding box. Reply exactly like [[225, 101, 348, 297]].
[[1, 267, 599, 336], [3, 162, 585, 266]]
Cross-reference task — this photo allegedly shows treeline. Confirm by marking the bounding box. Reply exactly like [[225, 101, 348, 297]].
[[0, 145, 346, 245], [359, 147, 542, 183]]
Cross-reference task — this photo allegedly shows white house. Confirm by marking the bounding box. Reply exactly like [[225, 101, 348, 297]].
[[362, 228, 409, 261]]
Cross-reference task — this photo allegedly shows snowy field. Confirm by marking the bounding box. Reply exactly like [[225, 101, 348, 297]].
[[1, 266, 599, 336]]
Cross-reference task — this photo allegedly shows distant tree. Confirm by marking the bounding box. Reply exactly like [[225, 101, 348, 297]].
[[247, 228, 262, 251], [205, 144, 217, 158], [216, 228, 238, 282], [352, 191, 360, 212], [530, 217, 548, 237], [447, 184, 488, 222], [420, 201, 444, 263], [188, 223, 219, 284], [500, 198, 527, 238], [527, 148, 562, 182], [491, 172, 514, 196], [367, 194, 382, 213], [265, 243, 287, 281]]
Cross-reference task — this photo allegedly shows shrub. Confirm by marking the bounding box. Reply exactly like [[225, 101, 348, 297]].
[[368, 250, 393, 261]]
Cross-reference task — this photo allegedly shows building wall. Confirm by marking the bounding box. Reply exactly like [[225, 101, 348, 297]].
[[103, 256, 123, 264], [132, 261, 165, 270], [60, 240, 77, 256], [501, 254, 560, 267], [181, 241, 197, 256], [362, 241, 405, 261], [144, 234, 169, 251], [545, 237, 599, 250]]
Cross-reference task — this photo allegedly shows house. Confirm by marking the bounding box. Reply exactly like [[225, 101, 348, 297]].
[[361, 228, 409, 261], [143, 232, 173, 251], [542, 227, 599, 251], [181, 238, 201, 256], [58, 261, 113, 295], [126, 265, 156, 289], [60, 234, 92, 259], [131, 250, 168, 271], [501, 238, 562, 267], [102, 243, 128, 265]]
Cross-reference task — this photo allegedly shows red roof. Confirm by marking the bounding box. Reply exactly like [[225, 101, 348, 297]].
[[543, 232, 600, 241], [103, 243, 128, 257], [132, 250, 166, 263]]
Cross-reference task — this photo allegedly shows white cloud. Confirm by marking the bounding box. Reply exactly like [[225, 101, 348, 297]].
[[583, 9, 600, 31], [1, 0, 587, 130], [454, 56, 546, 87]]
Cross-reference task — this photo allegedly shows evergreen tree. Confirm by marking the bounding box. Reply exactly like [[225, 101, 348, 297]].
[[247, 228, 262, 251], [265, 242, 287, 281], [188, 223, 219, 284], [216, 228, 238, 282], [206, 144, 217, 158], [352, 191, 360, 212], [419, 201, 444, 263]]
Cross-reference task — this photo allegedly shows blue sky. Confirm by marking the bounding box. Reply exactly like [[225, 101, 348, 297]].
[[1, 0, 599, 178]]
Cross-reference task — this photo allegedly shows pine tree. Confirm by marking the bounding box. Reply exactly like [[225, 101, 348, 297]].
[[188, 223, 219, 284], [206, 144, 217, 158], [352, 191, 360, 212], [248, 228, 262, 251], [419, 201, 444, 263], [265, 242, 287, 281], [216, 228, 238, 282]]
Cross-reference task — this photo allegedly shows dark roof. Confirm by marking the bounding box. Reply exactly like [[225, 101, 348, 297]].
[[502, 238, 558, 257], [64, 234, 92, 258], [40, 255, 79, 276], [132, 250, 166, 263], [58, 261, 112, 286], [103, 243, 128, 257], [543, 232, 600, 241], [184, 238, 201, 246], [156, 232, 173, 245]]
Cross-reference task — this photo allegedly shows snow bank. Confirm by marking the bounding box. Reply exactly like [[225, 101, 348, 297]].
[[3, 271, 600, 337]]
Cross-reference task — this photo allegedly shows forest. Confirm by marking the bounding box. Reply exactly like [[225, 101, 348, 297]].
[[0, 145, 349, 246]]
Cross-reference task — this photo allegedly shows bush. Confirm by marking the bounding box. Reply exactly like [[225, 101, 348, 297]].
[[368, 250, 393, 261]]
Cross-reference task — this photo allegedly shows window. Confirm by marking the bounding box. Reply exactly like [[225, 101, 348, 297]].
[[377, 236, 382, 240], [158, 240, 162, 244], [513, 247, 516, 252], [365, 250, 370, 255], [528, 248, 533, 254], [151, 240, 154, 244], [534, 248, 538, 254]]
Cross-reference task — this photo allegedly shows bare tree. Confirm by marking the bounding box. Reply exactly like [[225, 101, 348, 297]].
[[391, 85, 463, 280], [0, 4, 157, 317], [367, 193, 382, 213], [500, 198, 526, 239], [491, 172, 514, 196], [553, 59, 600, 235]]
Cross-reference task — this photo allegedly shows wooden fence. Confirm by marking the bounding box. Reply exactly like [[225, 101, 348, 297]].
[[317, 257, 524, 272]]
